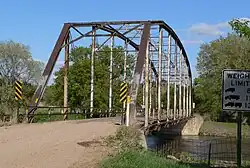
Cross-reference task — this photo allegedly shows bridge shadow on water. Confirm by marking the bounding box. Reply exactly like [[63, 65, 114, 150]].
[[146, 133, 250, 168]]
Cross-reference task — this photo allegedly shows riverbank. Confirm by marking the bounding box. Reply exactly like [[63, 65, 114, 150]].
[[96, 120, 250, 168], [199, 121, 250, 138], [98, 126, 208, 168]]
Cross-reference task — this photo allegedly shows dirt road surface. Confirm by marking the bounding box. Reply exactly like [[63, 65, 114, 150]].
[[0, 118, 119, 168]]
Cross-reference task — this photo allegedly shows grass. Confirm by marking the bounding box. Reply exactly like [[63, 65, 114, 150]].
[[100, 150, 206, 168], [199, 121, 250, 138], [32, 113, 85, 123]]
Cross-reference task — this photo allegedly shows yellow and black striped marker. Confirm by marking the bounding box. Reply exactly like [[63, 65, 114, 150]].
[[120, 82, 128, 103], [15, 80, 23, 101]]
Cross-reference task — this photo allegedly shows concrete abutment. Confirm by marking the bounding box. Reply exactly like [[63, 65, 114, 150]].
[[142, 114, 204, 136]]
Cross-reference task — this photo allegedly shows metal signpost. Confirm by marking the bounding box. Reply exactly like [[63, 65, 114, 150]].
[[222, 69, 250, 168]]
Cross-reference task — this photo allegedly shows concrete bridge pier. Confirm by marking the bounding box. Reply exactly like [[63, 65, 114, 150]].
[[142, 114, 204, 136], [158, 114, 204, 136]]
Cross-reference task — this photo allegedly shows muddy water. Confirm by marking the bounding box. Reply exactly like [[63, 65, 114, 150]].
[[146, 134, 250, 162]]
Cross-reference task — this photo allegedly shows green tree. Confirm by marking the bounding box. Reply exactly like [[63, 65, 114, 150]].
[[229, 18, 250, 38], [0, 40, 43, 84], [45, 45, 135, 112], [194, 34, 250, 120], [0, 40, 44, 117]]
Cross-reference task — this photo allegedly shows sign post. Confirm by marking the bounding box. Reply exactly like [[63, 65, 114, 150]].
[[236, 111, 242, 168], [222, 69, 250, 167]]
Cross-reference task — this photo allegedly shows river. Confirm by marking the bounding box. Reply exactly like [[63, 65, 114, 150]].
[[146, 133, 250, 163]]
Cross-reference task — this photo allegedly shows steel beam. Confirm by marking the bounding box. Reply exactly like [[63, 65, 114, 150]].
[[61, 27, 99, 49], [69, 20, 191, 79], [122, 24, 143, 35], [27, 23, 71, 120], [63, 33, 69, 120], [129, 23, 151, 125], [96, 24, 158, 78]]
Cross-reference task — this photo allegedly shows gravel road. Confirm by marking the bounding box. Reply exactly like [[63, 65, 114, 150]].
[[0, 118, 119, 168]]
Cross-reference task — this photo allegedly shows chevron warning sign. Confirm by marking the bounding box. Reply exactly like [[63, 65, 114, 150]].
[[120, 82, 128, 103], [15, 80, 22, 101]]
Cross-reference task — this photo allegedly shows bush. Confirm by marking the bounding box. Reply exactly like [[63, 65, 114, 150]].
[[103, 125, 143, 153]]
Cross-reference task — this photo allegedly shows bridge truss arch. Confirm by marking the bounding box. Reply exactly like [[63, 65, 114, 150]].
[[27, 20, 192, 125]]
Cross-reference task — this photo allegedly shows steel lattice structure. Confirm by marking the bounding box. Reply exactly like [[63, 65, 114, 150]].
[[27, 20, 192, 126]]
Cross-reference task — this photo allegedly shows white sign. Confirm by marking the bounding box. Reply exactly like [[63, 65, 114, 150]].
[[222, 69, 250, 111]]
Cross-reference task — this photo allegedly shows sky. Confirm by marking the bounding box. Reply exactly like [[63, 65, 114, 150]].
[[1, 0, 249, 80]]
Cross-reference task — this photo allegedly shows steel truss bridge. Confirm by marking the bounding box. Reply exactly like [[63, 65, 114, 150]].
[[26, 20, 193, 127]]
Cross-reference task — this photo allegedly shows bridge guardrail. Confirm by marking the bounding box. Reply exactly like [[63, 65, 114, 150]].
[[0, 106, 125, 123]]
